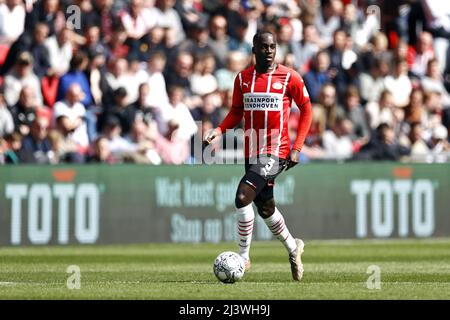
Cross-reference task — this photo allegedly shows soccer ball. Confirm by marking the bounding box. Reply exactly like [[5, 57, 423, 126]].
[[213, 251, 245, 283]]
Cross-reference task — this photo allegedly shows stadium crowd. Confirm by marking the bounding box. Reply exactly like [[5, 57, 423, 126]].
[[0, 0, 449, 165]]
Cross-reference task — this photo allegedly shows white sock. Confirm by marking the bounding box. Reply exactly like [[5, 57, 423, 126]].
[[264, 207, 297, 254], [237, 203, 255, 261]]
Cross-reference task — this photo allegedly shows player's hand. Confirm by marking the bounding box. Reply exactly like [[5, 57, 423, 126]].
[[285, 149, 300, 171], [203, 128, 222, 147]]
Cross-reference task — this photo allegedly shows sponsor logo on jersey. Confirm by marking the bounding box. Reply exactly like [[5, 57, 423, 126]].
[[272, 82, 283, 90], [243, 93, 283, 111]]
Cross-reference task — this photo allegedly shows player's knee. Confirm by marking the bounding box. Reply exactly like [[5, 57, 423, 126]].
[[256, 199, 275, 219], [235, 192, 252, 208]]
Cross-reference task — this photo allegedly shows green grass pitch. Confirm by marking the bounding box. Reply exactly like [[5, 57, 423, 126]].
[[1, 239, 449, 299]]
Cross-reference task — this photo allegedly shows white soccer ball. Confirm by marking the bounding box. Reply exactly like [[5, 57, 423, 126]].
[[213, 251, 245, 283]]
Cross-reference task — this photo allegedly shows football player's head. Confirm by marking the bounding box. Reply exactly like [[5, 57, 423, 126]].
[[252, 31, 277, 71]]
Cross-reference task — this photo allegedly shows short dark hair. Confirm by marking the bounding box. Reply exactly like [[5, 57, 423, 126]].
[[377, 122, 392, 138], [252, 31, 276, 46], [69, 51, 88, 71]]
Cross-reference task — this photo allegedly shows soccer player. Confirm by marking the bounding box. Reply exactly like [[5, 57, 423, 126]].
[[204, 31, 313, 281]]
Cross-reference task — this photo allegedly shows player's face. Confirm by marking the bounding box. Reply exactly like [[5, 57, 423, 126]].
[[253, 34, 277, 70]]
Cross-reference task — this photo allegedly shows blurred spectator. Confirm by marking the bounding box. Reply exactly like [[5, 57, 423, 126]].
[[117, 85, 137, 132], [314, 83, 338, 130], [304, 50, 332, 103], [89, 0, 115, 44], [28, 22, 51, 78], [354, 123, 410, 161], [136, 25, 166, 61], [9, 85, 41, 136], [215, 51, 248, 91], [327, 29, 346, 101], [337, 85, 370, 142], [178, 17, 212, 58], [0, 0, 26, 46], [423, 90, 445, 140], [420, 0, 450, 72], [315, 0, 342, 48], [130, 82, 166, 134], [207, 15, 230, 69], [47, 127, 84, 163], [154, 118, 189, 164], [352, 2, 381, 49], [145, 51, 169, 108], [154, 0, 186, 45], [366, 89, 396, 130], [404, 88, 425, 125], [408, 31, 435, 78], [4, 51, 42, 107], [164, 51, 193, 93], [384, 58, 412, 108], [119, 0, 156, 41], [303, 106, 325, 148], [164, 85, 198, 140], [86, 135, 115, 163], [128, 56, 148, 99], [124, 115, 162, 164], [341, 2, 359, 43], [24, 0, 65, 37], [57, 51, 93, 107], [359, 57, 385, 104], [361, 32, 392, 71], [106, 24, 129, 60], [342, 34, 357, 71], [1, 131, 22, 163], [240, 1, 263, 46], [80, 25, 109, 61], [421, 58, 450, 106], [405, 122, 430, 158], [86, 45, 108, 107], [292, 24, 322, 73], [52, 83, 89, 151], [322, 116, 354, 160], [429, 124, 450, 154], [191, 91, 223, 127], [190, 52, 218, 96], [175, 0, 206, 33], [0, 94, 14, 136], [443, 104, 450, 140], [275, 20, 296, 64], [101, 114, 136, 157], [44, 25, 73, 77], [228, 17, 252, 56], [105, 58, 136, 104], [19, 115, 52, 163]]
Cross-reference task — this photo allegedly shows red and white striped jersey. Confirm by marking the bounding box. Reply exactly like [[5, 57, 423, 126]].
[[218, 64, 312, 159]]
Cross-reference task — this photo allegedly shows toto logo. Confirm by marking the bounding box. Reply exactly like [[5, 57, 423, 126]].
[[351, 179, 437, 238], [5, 183, 101, 245]]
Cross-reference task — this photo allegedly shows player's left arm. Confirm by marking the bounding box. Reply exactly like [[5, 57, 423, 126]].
[[286, 71, 313, 171]]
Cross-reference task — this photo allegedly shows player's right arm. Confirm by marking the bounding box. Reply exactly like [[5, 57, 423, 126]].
[[204, 74, 244, 144]]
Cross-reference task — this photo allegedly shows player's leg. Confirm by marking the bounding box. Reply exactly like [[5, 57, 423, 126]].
[[254, 185, 297, 253], [255, 184, 305, 281], [234, 171, 267, 271]]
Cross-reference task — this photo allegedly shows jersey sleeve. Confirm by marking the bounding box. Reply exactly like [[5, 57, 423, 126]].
[[288, 71, 313, 152], [218, 73, 244, 133]]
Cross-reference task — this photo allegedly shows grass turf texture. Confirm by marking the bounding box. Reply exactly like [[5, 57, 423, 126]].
[[0, 239, 449, 299]]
